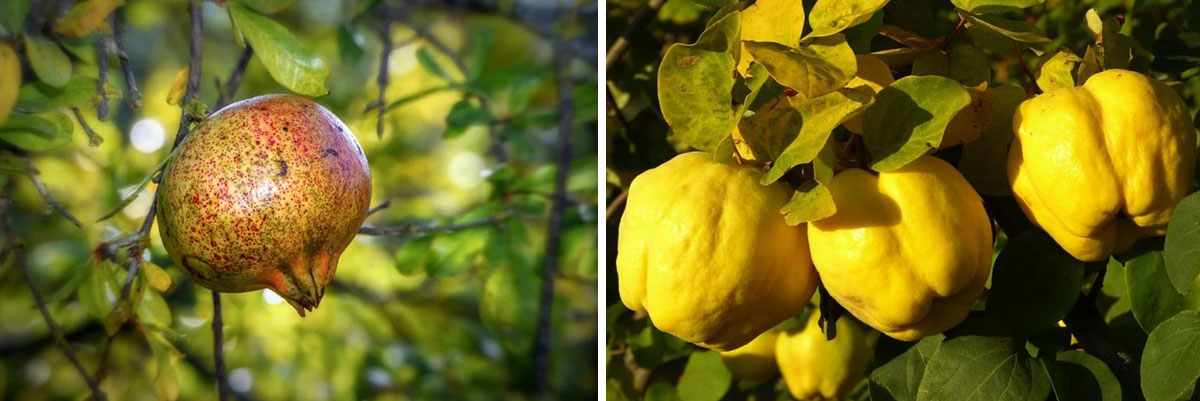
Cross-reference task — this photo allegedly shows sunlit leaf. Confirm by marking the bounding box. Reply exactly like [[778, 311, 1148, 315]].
[[0, 43, 18, 127], [744, 35, 856, 100], [807, 0, 889, 38], [17, 74, 120, 112], [233, 0, 297, 13], [677, 351, 731, 401], [862, 75, 971, 172], [657, 11, 740, 153], [1141, 310, 1200, 401], [142, 262, 172, 292], [763, 87, 873, 184], [53, 0, 124, 37], [1036, 48, 1081, 93], [228, 3, 329, 96], [166, 67, 189, 106], [23, 35, 73, 88], [917, 335, 1052, 401], [781, 180, 836, 225], [952, 0, 1043, 14], [737, 0, 805, 73], [0, 111, 74, 152]]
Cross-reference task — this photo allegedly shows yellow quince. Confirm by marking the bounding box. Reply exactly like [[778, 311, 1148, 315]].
[[1008, 69, 1196, 261], [719, 329, 779, 381], [777, 312, 878, 400], [808, 156, 992, 341], [617, 152, 818, 350]]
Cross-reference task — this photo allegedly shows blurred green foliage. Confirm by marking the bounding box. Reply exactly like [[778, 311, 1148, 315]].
[[0, 0, 598, 400]]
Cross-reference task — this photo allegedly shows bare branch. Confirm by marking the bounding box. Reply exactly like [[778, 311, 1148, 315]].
[[605, 0, 664, 71], [212, 292, 230, 401], [534, 34, 575, 397], [22, 157, 83, 228], [606, 191, 628, 222], [71, 107, 104, 147], [110, 12, 141, 109], [377, 8, 393, 138], [357, 216, 503, 237], [215, 45, 254, 110], [366, 199, 392, 217], [96, 34, 110, 121]]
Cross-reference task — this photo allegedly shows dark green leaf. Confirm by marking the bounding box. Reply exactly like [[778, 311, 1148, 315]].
[[1045, 350, 1122, 401], [987, 230, 1085, 337], [16, 74, 117, 112], [870, 336, 942, 401], [1140, 310, 1200, 401], [960, 11, 1051, 43], [480, 260, 538, 352], [228, 4, 329, 96], [862, 75, 971, 172], [233, 0, 297, 13], [445, 99, 491, 138], [337, 24, 364, 65], [0, 0, 29, 33], [952, 0, 1044, 14], [467, 27, 493, 82], [916, 335, 1052, 401], [958, 85, 1024, 196], [394, 237, 433, 275], [677, 351, 732, 401], [1165, 192, 1200, 295], [417, 46, 456, 82], [1125, 245, 1200, 333]]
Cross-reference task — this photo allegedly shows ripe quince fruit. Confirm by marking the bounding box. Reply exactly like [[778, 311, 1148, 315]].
[[719, 329, 779, 381], [1008, 69, 1197, 261], [808, 156, 992, 341], [777, 312, 878, 401], [616, 152, 818, 350]]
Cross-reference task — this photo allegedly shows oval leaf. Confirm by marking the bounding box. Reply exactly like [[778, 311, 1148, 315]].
[[958, 85, 1025, 196], [0, 112, 74, 151], [17, 74, 119, 112], [23, 35, 73, 88], [1141, 310, 1200, 401], [677, 350, 732, 401], [862, 75, 971, 172], [0, 43, 18, 126], [233, 0, 297, 13], [1165, 192, 1200, 295], [1125, 246, 1200, 334], [870, 336, 943, 401], [657, 12, 740, 153], [917, 335, 1052, 401], [987, 230, 1085, 337], [737, 0, 806, 73], [763, 86, 874, 184], [1046, 350, 1122, 401], [53, 0, 124, 37], [807, 0, 889, 38], [952, 0, 1044, 13], [743, 34, 856, 100], [228, 4, 329, 96], [1036, 48, 1081, 93], [961, 11, 1051, 43]]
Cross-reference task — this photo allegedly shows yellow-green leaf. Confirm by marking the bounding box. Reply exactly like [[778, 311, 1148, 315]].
[[737, 0, 805, 73], [228, 4, 329, 96], [744, 34, 856, 100], [763, 87, 874, 184], [657, 11, 740, 153], [53, 0, 124, 37], [0, 43, 18, 126], [862, 75, 972, 172], [166, 67, 189, 106], [961, 10, 1050, 43], [807, 0, 889, 38], [1036, 48, 1081, 93], [142, 262, 172, 292], [951, 0, 1043, 14], [233, 0, 297, 14], [23, 35, 72, 88]]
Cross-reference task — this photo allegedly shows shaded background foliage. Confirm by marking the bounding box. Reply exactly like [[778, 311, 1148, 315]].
[[0, 0, 599, 400], [606, 0, 1200, 400]]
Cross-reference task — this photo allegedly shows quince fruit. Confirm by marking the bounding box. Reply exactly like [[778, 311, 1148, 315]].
[[777, 312, 878, 400], [719, 329, 779, 381]]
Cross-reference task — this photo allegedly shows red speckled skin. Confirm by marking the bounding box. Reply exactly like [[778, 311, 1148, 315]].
[[156, 94, 371, 316]]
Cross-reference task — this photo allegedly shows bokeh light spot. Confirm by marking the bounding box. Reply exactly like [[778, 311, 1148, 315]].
[[130, 118, 166, 154]]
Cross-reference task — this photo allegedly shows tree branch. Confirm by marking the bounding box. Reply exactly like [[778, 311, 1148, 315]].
[[365, 199, 392, 217], [534, 34, 575, 397], [96, 33, 110, 121], [605, 0, 664, 71], [376, 8, 393, 138], [110, 12, 141, 110], [1, 184, 107, 401], [71, 107, 104, 147], [22, 157, 83, 228], [215, 45, 253, 110], [357, 216, 503, 237], [606, 191, 627, 222], [212, 292, 230, 401]]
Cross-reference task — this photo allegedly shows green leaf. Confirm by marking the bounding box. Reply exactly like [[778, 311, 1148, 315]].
[[146, 331, 181, 401], [1098, 15, 1132, 70], [417, 46, 456, 82], [781, 180, 836, 225], [394, 237, 433, 275], [1125, 245, 1200, 334], [228, 4, 329, 96], [137, 285, 173, 328], [16, 74, 119, 112], [763, 87, 874, 184], [444, 99, 491, 138], [743, 35, 856, 100], [958, 85, 1024, 196], [862, 75, 971, 172], [657, 11, 740, 153], [677, 351, 732, 401], [0, 111, 74, 152], [986, 230, 1085, 337], [337, 24, 364, 65], [467, 27, 493, 83], [806, 0, 889, 38], [480, 260, 539, 353], [1036, 49, 1081, 93], [232, 0, 297, 13], [0, 0, 30, 33], [1045, 350, 1122, 401], [1077, 45, 1102, 84], [870, 336, 942, 401], [917, 335, 1052, 401], [1165, 192, 1200, 295], [911, 44, 990, 87], [952, 0, 1044, 14], [1141, 310, 1200, 401], [960, 11, 1051, 43], [23, 35, 73, 88]]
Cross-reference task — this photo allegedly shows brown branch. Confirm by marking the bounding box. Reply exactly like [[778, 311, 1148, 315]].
[[1, 186, 107, 400], [212, 292, 230, 401], [71, 107, 104, 147], [606, 191, 628, 222], [22, 157, 83, 228], [357, 216, 503, 237], [1014, 43, 1039, 93], [365, 199, 392, 217], [605, 0, 664, 71], [109, 12, 141, 109], [215, 45, 253, 110], [534, 34, 575, 397]]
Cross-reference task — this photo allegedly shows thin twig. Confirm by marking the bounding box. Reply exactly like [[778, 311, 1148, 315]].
[[1014, 43, 1039, 92], [942, 16, 967, 51], [534, 35, 575, 397], [110, 12, 141, 109], [376, 8, 393, 138], [1, 190, 107, 400], [71, 107, 104, 147], [398, 19, 467, 73], [605, 191, 628, 222], [96, 34, 110, 121], [605, 0, 664, 71], [212, 292, 230, 401], [215, 45, 253, 110], [365, 199, 392, 217], [357, 216, 503, 236], [605, 90, 634, 137], [22, 157, 83, 228]]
